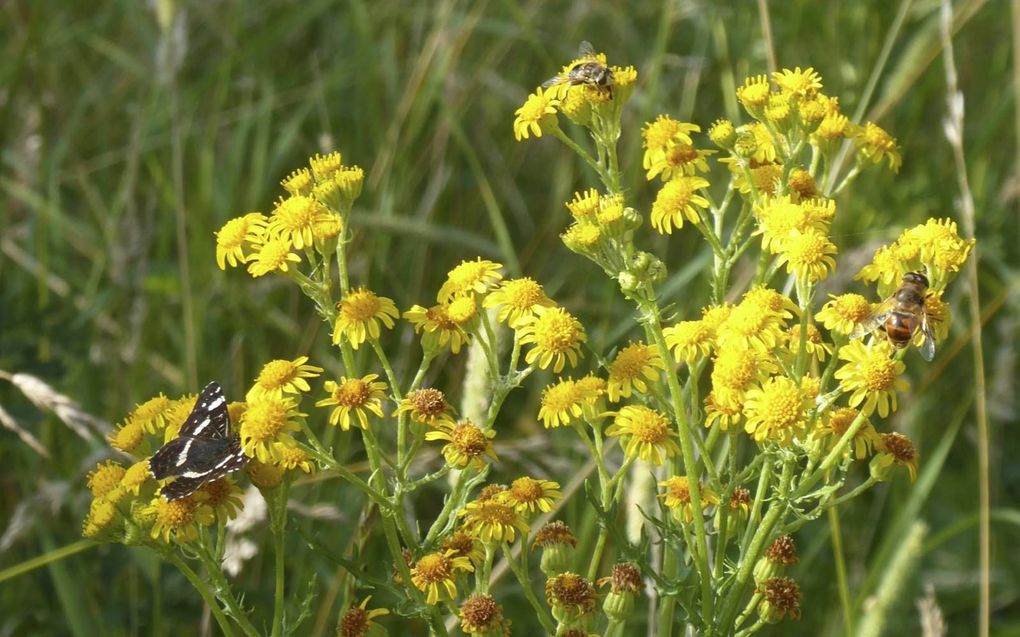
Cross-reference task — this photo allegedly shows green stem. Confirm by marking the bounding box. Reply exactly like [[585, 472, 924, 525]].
[[192, 546, 262, 637], [164, 552, 241, 637], [639, 287, 714, 625], [828, 506, 854, 636], [270, 482, 290, 637], [717, 458, 794, 630], [370, 339, 403, 401], [501, 545, 556, 634], [550, 126, 611, 185]]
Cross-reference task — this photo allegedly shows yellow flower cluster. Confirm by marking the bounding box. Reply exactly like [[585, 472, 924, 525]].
[[857, 218, 975, 295], [513, 44, 637, 141], [214, 151, 364, 278]]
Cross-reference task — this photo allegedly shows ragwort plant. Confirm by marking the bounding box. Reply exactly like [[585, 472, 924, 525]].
[[83, 45, 973, 636]]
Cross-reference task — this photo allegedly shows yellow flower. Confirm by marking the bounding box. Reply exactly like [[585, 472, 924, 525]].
[[545, 572, 599, 619], [280, 168, 313, 196], [82, 497, 119, 539], [856, 243, 910, 292], [736, 74, 771, 112], [704, 391, 743, 431], [404, 303, 471, 354], [88, 460, 126, 499], [425, 420, 497, 470], [484, 277, 555, 328], [854, 122, 901, 172], [458, 493, 530, 543], [395, 388, 456, 428], [538, 377, 584, 428], [441, 530, 486, 568], [513, 86, 560, 141], [247, 236, 300, 277], [120, 459, 152, 495], [239, 396, 304, 462], [247, 356, 323, 401], [658, 476, 718, 524], [754, 195, 815, 253], [247, 459, 284, 490], [215, 212, 266, 270], [816, 293, 872, 336], [901, 217, 974, 275], [561, 222, 604, 254], [108, 418, 145, 454], [143, 494, 214, 543], [743, 376, 812, 445], [337, 597, 390, 637], [333, 288, 400, 350], [267, 195, 331, 250], [517, 306, 586, 373], [650, 175, 710, 234], [775, 228, 838, 282], [710, 346, 778, 403], [788, 169, 820, 200], [642, 116, 699, 166], [310, 213, 343, 253], [607, 341, 665, 402], [772, 67, 823, 98], [505, 476, 562, 514], [597, 193, 626, 226], [411, 550, 474, 605], [131, 393, 173, 434], [316, 375, 387, 431], [309, 151, 343, 180], [199, 478, 244, 524], [709, 118, 737, 149], [663, 319, 714, 365], [565, 188, 602, 220], [459, 594, 509, 636], [334, 165, 365, 203], [446, 296, 478, 326], [646, 141, 714, 181], [277, 444, 315, 474], [813, 406, 879, 459], [716, 295, 789, 353], [835, 340, 908, 418], [785, 323, 832, 363], [871, 432, 919, 481], [437, 258, 503, 303], [923, 291, 951, 342], [606, 405, 680, 466]]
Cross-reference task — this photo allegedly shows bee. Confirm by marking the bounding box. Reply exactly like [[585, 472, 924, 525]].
[[850, 271, 937, 361], [541, 41, 614, 97]]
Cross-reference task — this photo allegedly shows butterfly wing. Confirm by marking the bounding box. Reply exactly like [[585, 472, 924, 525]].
[[148, 381, 248, 500], [179, 381, 230, 439]]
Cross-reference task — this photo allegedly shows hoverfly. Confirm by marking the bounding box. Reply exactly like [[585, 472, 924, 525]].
[[850, 271, 937, 361], [541, 41, 614, 97]]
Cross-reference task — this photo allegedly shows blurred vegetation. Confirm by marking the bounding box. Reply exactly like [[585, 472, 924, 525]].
[[0, 0, 1016, 634]]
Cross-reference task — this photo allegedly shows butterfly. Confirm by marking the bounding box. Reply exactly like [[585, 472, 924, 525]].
[[149, 381, 248, 501]]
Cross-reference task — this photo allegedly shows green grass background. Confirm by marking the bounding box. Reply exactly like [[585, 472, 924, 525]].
[[1, 0, 1017, 634]]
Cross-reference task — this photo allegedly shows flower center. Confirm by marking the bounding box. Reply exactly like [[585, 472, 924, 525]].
[[414, 554, 452, 583], [630, 409, 670, 443], [451, 423, 488, 456], [510, 478, 542, 503], [342, 290, 382, 322], [334, 380, 370, 407], [258, 360, 297, 389], [243, 401, 289, 442], [863, 356, 897, 391], [410, 389, 447, 418]]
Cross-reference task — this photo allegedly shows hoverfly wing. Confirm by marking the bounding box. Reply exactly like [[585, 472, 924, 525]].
[[577, 40, 596, 58], [848, 297, 896, 341], [541, 74, 564, 89], [917, 312, 937, 361]]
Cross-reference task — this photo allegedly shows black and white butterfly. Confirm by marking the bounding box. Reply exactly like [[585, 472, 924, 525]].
[[149, 381, 248, 501]]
